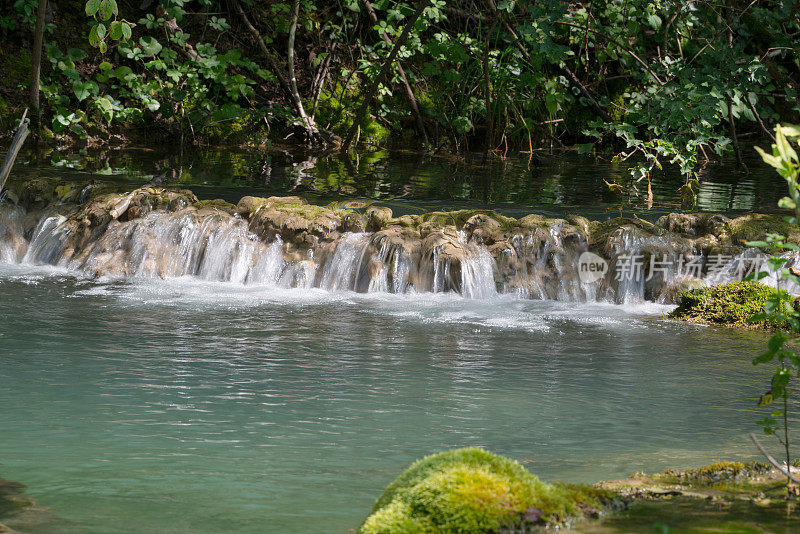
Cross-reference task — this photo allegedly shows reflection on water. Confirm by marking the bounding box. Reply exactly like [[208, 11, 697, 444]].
[[0, 265, 785, 533], [9, 146, 785, 218]]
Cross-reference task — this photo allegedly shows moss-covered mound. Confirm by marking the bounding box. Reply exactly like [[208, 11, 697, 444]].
[[669, 281, 787, 328], [360, 448, 614, 533]]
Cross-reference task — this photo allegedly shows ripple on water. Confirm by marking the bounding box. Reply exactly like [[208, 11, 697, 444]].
[[0, 266, 775, 534]]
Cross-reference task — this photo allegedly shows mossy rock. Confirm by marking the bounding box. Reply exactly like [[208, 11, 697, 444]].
[[656, 212, 729, 237], [589, 217, 660, 245], [196, 198, 237, 215], [669, 281, 794, 328], [421, 210, 515, 230], [728, 214, 800, 246], [360, 448, 613, 534], [655, 460, 784, 486]]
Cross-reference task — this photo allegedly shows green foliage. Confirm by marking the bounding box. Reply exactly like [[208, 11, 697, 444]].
[[5, 0, 797, 156], [85, 0, 131, 53], [748, 125, 800, 491], [7, 0, 54, 32], [669, 282, 789, 328], [361, 448, 612, 533]]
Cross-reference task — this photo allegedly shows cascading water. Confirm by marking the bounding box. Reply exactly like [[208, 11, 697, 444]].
[[0, 189, 794, 303]]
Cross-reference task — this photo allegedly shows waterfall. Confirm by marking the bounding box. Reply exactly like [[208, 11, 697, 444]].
[[0, 205, 26, 263], [0, 195, 791, 303]]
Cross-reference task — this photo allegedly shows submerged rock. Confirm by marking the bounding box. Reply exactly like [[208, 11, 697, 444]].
[[592, 460, 800, 533], [0, 475, 48, 533]]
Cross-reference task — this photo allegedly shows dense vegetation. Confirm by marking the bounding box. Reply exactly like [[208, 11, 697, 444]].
[[1, 2, 798, 177]]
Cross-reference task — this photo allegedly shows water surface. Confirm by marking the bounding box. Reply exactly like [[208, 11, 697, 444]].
[[0, 264, 777, 533], [0, 148, 790, 532]]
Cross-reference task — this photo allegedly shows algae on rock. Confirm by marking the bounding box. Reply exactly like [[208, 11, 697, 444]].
[[360, 448, 614, 534], [669, 281, 794, 328]]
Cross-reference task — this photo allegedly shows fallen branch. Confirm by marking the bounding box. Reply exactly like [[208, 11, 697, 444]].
[[746, 95, 776, 142], [749, 432, 800, 485], [0, 109, 30, 196]]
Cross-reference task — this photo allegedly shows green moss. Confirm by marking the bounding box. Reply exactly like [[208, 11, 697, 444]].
[[420, 210, 514, 229], [196, 198, 237, 214], [655, 461, 778, 487], [361, 448, 613, 534], [728, 214, 800, 246], [594, 459, 800, 532], [669, 281, 791, 328], [1, 49, 31, 88], [311, 86, 390, 144]]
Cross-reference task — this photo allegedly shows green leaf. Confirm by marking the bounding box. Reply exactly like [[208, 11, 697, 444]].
[[755, 146, 783, 169], [139, 36, 162, 57], [753, 351, 774, 364], [88, 25, 101, 48], [768, 332, 788, 353], [73, 81, 90, 101], [67, 48, 88, 62], [121, 22, 132, 40], [109, 21, 123, 40], [776, 127, 798, 163], [85, 0, 101, 17], [99, 61, 113, 71], [778, 197, 796, 210], [98, 0, 115, 21], [576, 143, 594, 155], [645, 14, 662, 29], [779, 125, 800, 139]]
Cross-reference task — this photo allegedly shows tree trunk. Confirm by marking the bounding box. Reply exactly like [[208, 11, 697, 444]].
[[0, 110, 30, 194], [287, 0, 319, 140], [29, 0, 47, 137], [342, 0, 429, 152]]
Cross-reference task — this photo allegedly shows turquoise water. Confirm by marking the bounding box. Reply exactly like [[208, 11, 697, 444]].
[[0, 263, 776, 533]]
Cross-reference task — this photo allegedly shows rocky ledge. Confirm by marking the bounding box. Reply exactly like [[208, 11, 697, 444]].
[[1, 176, 796, 302]]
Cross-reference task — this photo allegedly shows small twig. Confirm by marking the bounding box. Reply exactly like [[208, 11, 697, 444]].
[[750, 432, 800, 485], [747, 95, 776, 142]]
